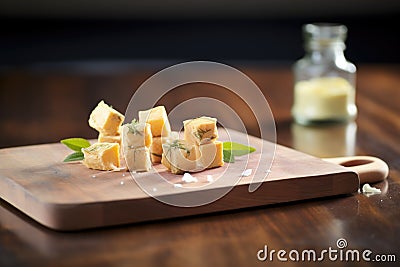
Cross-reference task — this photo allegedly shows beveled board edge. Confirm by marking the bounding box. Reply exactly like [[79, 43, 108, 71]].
[[0, 170, 359, 231]]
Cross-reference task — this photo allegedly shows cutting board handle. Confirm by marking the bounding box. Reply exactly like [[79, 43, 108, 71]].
[[323, 156, 389, 184]]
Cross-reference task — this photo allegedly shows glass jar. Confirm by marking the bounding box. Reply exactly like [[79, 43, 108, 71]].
[[292, 23, 357, 125]]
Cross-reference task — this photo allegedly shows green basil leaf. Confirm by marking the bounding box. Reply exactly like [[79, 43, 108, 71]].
[[223, 142, 256, 156], [63, 151, 84, 162], [61, 138, 91, 151], [223, 150, 235, 163]]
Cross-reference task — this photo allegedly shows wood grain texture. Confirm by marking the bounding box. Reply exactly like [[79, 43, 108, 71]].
[[0, 130, 358, 230], [0, 63, 399, 267]]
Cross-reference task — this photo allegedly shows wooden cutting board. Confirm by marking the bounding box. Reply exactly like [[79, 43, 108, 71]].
[[0, 130, 359, 231]]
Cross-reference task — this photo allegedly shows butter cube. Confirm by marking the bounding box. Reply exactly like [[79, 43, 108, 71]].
[[122, 120, 152, 148], [150, 137, 163, 163], [162, 140, 197, 174], [161, 153, 171, 170], [124, 146, 152, 172], [164, 131, 180, 142], [183, 116, 218, 145], [89, 100, 125, 135], [82, 142, 120, 171], [98, 133, 121, 145], [196, 141, 224, 169], [139, 106, 171, 137], [150, 132, 180, 163]]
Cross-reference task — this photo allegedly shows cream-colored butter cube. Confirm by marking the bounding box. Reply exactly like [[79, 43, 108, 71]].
[[183, 116, 218, 145], [150, 132, 180, 163], [138, 106, 171, 137], [89, 100, 125, 135], [161, 153, 171, 171], [123, 146, 152, 172], [82, 142, 120, 171], [195, 141, 224, 169], [161, 131, 179, 144], [161, 140, 197, 174], [122, 120, 152, 148]]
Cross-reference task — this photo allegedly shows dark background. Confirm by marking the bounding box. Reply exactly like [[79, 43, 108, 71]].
[[0, 1, 399, 148], [1, 0, 400, 66], [2, 16, 399, 65]]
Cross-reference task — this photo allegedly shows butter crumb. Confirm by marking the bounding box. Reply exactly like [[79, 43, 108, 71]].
[[362, 183, 381, 195], [182, 173, 198, 183], [241, 169, 252, 177]]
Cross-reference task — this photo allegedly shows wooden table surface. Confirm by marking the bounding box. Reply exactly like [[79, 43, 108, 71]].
[[0, 62, 399, 266]]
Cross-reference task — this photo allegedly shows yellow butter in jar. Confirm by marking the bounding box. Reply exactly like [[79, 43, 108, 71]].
[[293, 77, 357, 122]]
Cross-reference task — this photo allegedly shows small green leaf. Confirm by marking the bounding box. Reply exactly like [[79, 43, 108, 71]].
[[223, 150, 235, 163], [223, 142, 256, 156], [63, 151, 84, 162], [61, 138, 91, 151]]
